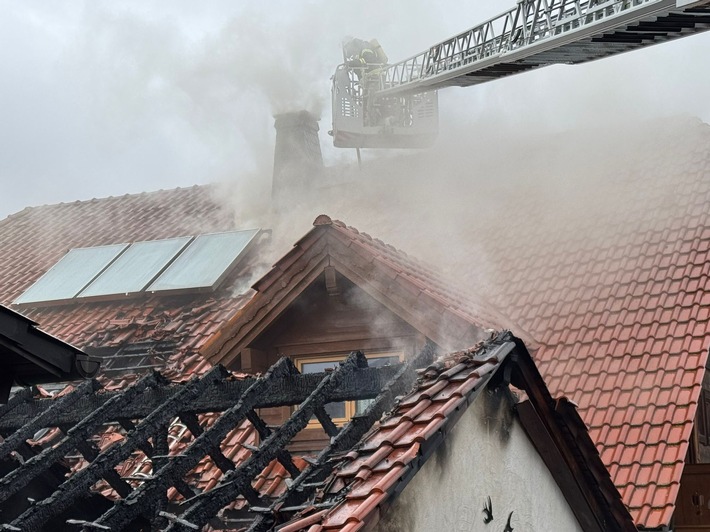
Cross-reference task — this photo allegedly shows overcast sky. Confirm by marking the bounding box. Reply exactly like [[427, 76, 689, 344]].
[[1, 1, 709, 220]]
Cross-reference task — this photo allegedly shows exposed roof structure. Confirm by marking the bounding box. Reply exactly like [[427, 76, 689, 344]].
[[0, 332, 633, 531], [0, 305, 99, 401]]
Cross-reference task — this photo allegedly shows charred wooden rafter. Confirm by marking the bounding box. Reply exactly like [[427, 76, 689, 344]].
[[0, 353, 427, 532], [10, 365, 229, 530], [247, 341, 434, 532], [88, 357, 297, 531], [0, 372, 159, 505], [166, 352, 369, 532], [0, 379, 99, 462], [0, 366, 401, 432], [245, 410, 301, 479]]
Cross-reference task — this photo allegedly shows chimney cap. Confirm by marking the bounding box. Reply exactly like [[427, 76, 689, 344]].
[[274, 110, 321, 129]]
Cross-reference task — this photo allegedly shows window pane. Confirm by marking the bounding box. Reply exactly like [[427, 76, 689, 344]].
[[15, 244, 127, 304], [367, 355, 400, 368], [148, 229, 259, 292], [301, 360, 345, 420], [325, 401, 346, 419], [301, 360, 341, 373], [79, 237, 191, 297]]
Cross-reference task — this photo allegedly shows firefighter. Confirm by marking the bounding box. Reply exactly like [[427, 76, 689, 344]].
[[342, 36, 388, 69]]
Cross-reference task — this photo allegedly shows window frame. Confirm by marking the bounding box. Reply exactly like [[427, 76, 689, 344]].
[[294, 350, 403, 427]]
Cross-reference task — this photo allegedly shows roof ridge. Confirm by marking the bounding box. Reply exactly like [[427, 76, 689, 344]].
[[4, 184, 211, 219]]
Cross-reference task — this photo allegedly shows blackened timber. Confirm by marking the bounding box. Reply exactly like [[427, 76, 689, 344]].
[[0, 373, 158, 504], [0, 379, 99, 461], [0, 365, 402, 432], [168, 352, 367, 531], [91, 357, 297, 532], [73, 438, 133, 499], [118, 419, 155, 460], [249, 348, 422, 532], [246, 410, 301, 479], [312, 406, 339, 438], [151, 425, 170, 528], [179, 412, 235, 475], [0, 386, 33, 420], [117, 419, 197, 500], [10, 365, 229, 531]]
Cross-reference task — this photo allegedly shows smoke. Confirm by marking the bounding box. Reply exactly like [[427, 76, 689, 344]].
[[1, 0, 709, 233]]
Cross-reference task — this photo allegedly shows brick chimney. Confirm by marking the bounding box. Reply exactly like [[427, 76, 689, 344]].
[[272, 111, 324, 201]]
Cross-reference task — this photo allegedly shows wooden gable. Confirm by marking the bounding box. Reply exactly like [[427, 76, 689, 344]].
[[201, 215, 506, 370], [236, 269, 427, 374]]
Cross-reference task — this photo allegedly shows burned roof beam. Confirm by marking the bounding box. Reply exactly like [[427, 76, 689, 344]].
[[90, 357, 297, 532], [246, 410, 301, 479], [72, 438, 133, 500], [116, 419, 197, 500], [10, 365, 229, 531], [0, 365, 402, 432], [0, 373, 158, 505], [312, 406, 339, 439], [249, 344, 424, 531], [150, 425, 170, 529], [178, 412, 235, 475], [0, 386, 33, 419], [168, 352, 367, 532], [0, 379, 99, 462]]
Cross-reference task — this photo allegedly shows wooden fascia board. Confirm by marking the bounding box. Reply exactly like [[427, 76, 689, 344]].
[[208, 254, 331, 367], [516, 400, 605, 532]]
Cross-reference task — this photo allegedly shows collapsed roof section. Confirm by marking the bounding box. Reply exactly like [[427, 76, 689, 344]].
[[0, 332, 633, 531], [0, 305, 99, 401]]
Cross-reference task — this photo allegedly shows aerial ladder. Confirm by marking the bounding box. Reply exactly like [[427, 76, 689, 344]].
[[331, 0, 710, 149]]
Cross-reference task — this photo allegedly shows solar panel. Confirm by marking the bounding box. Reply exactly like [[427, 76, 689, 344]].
[[14, 244, 128, 305], [147, 229, 259, 292], [79, 237, 192, 298]]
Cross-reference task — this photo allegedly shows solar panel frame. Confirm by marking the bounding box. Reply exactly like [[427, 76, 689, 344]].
[[77, 237, 193, 299], [14, 244, 128, 305], [147, 229, 259, 293]]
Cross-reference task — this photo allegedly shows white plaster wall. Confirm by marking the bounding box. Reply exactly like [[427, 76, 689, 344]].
[[375, 388, 585, 532]]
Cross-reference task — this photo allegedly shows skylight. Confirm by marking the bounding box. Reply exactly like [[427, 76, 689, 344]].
[[14, 229, 259, 305]]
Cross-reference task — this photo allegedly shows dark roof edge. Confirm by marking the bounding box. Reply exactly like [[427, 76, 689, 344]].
[[0, 305, 100, 400], [508, 336, 637, 532]]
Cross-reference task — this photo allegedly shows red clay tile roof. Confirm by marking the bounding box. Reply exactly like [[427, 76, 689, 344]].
[[281, 334, 634, 532], [0, 186, 253, 379], [473, 121, 710, 528], [203, 215, 517, 366], [4, 129, 707, 529]]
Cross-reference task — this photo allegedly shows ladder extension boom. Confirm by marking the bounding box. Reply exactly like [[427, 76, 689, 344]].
[[374, 0, 710, 96]]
